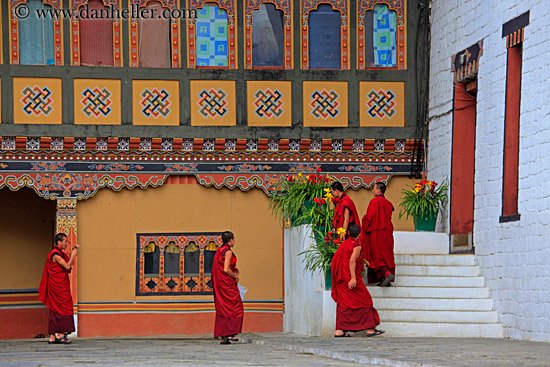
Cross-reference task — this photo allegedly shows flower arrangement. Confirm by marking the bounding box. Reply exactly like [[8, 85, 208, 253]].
[[399, 179, 449, 220]]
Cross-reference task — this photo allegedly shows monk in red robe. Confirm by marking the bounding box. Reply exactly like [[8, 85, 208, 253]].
[[38, 233, 79, 344], [331, 181, 360, 238], [361, 182, 396, 287], [211, 231, 244, 345], [331, 224, 383, 337]]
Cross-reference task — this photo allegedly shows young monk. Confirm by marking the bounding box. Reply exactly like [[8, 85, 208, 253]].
[[331, 181, 360, 238], [38, 233, 78, 344], [331, 224, 384, 337], [211, 231, 244, 345]]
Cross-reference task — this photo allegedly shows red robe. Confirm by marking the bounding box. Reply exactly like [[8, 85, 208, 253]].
[[38, 246, 75, 334], [361, 195, 395, 282], [333, 193, 360, 232], [331, 238, 380, 331], [211, 245, 244, 338]]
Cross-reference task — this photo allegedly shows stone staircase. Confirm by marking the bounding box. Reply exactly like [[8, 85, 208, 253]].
[[367, 232, 504, 338]]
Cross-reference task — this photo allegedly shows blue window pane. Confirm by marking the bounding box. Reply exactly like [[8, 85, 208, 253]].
[[371, 3, 397, 68], [196, 6, 228, 67], [252, 3, 284, 67], [308, 4, 341, 69], [19, 0, 55, 65]]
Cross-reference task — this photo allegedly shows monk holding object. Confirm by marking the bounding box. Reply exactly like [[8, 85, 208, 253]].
[[331, 224, 383, 337], [211, 231, 244, 345], [39, 233, 78, 344], [331, 181, 360, 238]]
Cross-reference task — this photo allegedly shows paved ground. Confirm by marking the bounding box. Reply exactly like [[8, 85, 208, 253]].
[[1, 332, 550, 367]]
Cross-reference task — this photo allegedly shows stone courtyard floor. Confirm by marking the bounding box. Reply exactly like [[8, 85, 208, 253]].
[[1, 332, 549, 367]]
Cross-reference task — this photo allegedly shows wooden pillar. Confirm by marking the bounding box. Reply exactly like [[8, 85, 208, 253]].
[[56, 198, 78, 335]]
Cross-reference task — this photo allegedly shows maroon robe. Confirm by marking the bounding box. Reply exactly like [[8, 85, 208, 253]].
[[333, 193, 360, 232], [211, 245, 244, 338], [361, 194, 396, 283], [38, 246, 75, 335], [331, 238, 380, 331]]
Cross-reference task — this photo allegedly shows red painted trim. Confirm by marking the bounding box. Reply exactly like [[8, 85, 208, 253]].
[[502, 46, 522, 217], [0, 308, 49, 339]]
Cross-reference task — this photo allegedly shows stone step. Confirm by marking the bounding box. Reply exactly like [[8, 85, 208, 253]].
[[393, 275, 486, 288], [374, 297, 495, 311], [368, 286, 489, 299], [378, 321, 504, 338], [378, 309, 500, 323], [395, 254, 476, 266], [393, 231, 449, 254], [397, 265, 480, 277]]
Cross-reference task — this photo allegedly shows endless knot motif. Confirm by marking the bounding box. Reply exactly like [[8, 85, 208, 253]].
[[253, 89, 284, 118], [81, 87, 112, 117], [197, 88, 228, 118], [310, 90, 340, 119], [140, 88, 171, 118], [366, 89, 396, 118], [21, 86, 54, 116]]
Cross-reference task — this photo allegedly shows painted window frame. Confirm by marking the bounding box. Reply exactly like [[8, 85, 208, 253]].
[[129, 0, 182, 68], [136, 232, 222, 296], [9, 0, 64, 66]]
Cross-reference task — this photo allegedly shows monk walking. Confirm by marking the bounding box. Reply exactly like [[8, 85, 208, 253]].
[[331, 224, 383, 337], [331, 181, 360, 237], [361, 182, 395, 287], [38, 233, 79, 344], [211, 231, 244, 345]]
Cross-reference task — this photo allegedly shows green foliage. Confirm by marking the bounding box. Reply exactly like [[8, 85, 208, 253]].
[[399, 179, 449, 220]]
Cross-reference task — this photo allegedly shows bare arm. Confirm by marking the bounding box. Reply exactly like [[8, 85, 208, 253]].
[[223, 250, 239, 282], [348, 246, 361, 289], [343, 208, 350, 231], [53, 246, 79, 271]]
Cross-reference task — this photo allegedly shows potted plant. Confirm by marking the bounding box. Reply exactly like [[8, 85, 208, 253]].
[[399, 179, 449, 231]]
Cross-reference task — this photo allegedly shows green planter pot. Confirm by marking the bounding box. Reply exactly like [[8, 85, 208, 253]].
[[290, 200, 315, 227], [324, 267, 332, 290], [413, 212, 438, 232]]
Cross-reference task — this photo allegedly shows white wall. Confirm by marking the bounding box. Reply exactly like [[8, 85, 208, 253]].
[[428, 0, 550, 341]]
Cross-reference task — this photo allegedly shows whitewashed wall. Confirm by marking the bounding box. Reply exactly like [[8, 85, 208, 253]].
[[428, 0, 550, 341]]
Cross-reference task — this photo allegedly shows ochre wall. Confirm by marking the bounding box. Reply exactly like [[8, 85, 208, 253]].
[[76, 182, 284, 302], [0, 188, 56, 289]]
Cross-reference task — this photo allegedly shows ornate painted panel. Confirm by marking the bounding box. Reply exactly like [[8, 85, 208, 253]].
[[244, 0, 292, 69], [357, 0, 406, 70], [70, 0, 122, 67], [300, 0, 349, 70], [136, 232, 222, 295], [303, 81, 348, 127], [360, 81, 405, 127], [187, 0, 237, 69], [9, 0, 64, 66], [74, 79, 121, 125], [190, 80, 236, 126], [247, 81, 291, 126], [13, 77, 62, 124], [129, 0, 181, 68], [132, 80, 180, 126]]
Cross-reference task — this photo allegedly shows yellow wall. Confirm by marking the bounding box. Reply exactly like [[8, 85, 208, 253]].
[[76, 183, 284, 302], [0, 188, 56, 289]]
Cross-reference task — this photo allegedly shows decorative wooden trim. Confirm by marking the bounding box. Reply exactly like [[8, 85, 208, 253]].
[[9, 0, 64, 66], [357, 0, 406, 70], [70, 0, 122, 67], [187, 0, 237, 69], [451, 40, 483, 83], [244, 0, 292, 69], [300, 0, 349, 70], [129, 0, 181, 68], [506, 28, 524, 48]]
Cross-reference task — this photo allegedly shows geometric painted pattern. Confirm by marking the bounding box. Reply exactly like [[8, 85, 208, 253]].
[[21, 86, 54, 116], [196, 6, 228, 67], [310, 89, 340, 119], [254, 89, 284, 118], [140, 88, 171, 118], [197, 88, 228, 118], [374, 139, 385, 152], [26, 137, 40, 150], [366, 89, 396, 118], [81, 87, 113, 117], [373, 3, 397, 67]]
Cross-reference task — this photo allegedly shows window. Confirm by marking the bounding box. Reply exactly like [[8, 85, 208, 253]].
[[252, 3, 284, 68], [500, 11, 529, 222], [196, 5, 228, 67], [79, 0, 114, 66], [308, 4, 341, 70], [364, 4, 397, 68], [137, 233, 222, 295], [18, 0, 55, 65], [137, 1, 170, 68]]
